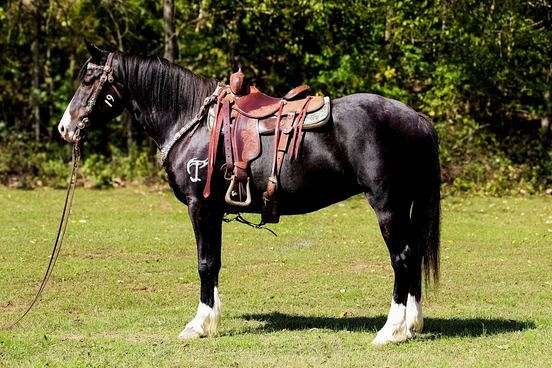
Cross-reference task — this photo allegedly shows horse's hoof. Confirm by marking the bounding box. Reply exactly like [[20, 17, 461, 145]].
[[372, 326, 408, 346], [178, 326, 203, 340], [405, 294, 423, 339], [406, 319, 424, 339]]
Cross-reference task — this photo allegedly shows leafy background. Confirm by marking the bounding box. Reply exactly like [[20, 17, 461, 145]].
[[1, 0, 550, 194]]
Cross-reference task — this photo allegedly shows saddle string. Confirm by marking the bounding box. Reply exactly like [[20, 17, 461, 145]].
[[222, 213, 277, 237], [4, 142, 81, 329]]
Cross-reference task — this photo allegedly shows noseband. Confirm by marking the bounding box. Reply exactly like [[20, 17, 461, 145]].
[[77, 52, 118, 136]]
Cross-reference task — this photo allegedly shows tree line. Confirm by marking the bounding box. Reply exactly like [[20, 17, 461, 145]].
[[0, 0, 550, 192]]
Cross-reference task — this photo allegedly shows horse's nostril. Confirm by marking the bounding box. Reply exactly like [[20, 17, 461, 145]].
[[59, 124, 65, 134]]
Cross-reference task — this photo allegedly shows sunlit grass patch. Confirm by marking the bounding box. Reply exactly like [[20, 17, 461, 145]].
[[1, 188, 551, 367]]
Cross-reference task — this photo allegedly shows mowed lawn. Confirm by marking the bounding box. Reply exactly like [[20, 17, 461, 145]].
[[0, 187, 551, 367]]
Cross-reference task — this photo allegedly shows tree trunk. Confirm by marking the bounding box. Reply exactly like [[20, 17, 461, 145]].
[[384, 5, 393, 56], [163, 0, 177, 62], [31, 5, 43, 141], [44, 2, 54, 139]]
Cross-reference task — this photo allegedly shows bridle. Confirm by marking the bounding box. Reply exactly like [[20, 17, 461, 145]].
[[75, 52, 120, 139], [3, 54, 122, 329], [72, 50, 224, 164]]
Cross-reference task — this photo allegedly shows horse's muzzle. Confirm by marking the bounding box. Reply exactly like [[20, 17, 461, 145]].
[[58, 122, 78, 143]]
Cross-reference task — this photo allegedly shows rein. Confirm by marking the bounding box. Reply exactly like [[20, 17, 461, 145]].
[[4, 54, 116, 328], [4, 142, 81, 329], [158, 82, 226, 164]]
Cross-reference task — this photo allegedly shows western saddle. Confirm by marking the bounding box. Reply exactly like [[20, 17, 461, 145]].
[[203, 68, 331, 224]]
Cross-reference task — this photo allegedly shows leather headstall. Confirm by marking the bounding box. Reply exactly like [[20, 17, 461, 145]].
[[77, 52, 119, 137]]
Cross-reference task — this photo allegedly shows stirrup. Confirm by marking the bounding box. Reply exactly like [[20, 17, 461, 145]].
[[225, 176, 252, 207]]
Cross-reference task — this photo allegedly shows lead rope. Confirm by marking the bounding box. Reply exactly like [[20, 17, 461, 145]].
[[4, 142, 81, 329]]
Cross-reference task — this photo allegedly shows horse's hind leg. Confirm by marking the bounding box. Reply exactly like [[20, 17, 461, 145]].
[[405, 223, 424, 339], [368, 196, 423, 345]]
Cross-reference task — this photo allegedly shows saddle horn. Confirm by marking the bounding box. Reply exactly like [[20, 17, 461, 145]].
[[230, 66, 247, 96]]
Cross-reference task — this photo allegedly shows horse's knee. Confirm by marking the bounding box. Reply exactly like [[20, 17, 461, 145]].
[[198, 259, 220, 278], [198, 259, 210, 275]]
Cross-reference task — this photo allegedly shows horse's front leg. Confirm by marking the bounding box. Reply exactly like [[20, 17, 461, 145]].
[[178, 199, 223, 340]]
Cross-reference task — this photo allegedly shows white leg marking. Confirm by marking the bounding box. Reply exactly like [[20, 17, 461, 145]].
[[405, 293, 423, 338], [178, 287, 221, 340], [372, 299, 408, 345]]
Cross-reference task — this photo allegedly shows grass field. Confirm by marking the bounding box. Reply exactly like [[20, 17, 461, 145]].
[[0, 187, 551, 367]]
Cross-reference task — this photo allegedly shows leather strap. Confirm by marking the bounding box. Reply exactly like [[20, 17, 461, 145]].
[[290, 96, 312, 160], [203, 98, 228, 199], [265, 103, 289, 200], [223, 107, 234, 177], [275, 126, 292, 177], [269, 101, 286, 176]]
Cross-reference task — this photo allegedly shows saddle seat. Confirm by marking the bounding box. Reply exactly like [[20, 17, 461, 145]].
[[233, 86, 326, 120], [203, 68, 332, 225], [208, 87, 330, 134], [233, 85, 314, 118]]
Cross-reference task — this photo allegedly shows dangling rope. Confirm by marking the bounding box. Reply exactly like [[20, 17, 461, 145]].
[[3, 142, 81, 329], [222, 212, 277, 237]]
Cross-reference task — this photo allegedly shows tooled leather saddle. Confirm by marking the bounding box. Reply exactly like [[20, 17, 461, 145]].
[[203, 67, 331, 224]]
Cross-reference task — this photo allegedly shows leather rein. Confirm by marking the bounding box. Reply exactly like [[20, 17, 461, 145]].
[[158, 82, 225, 164], [5, 143, 81, 329], [4, 55, 118, 328]]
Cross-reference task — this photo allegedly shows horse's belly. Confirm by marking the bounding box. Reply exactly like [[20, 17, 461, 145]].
[[246, 132, 360, 215]]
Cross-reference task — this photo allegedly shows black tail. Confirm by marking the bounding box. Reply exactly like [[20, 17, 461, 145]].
[[413, 115, 441, 286]]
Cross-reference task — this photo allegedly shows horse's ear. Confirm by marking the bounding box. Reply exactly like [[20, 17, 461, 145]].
[[85, 40, 106, 62]]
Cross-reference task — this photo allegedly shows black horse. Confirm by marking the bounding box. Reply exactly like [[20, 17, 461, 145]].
[[58, 43, 440, 345]]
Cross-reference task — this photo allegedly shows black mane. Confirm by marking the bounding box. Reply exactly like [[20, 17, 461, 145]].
[[115, 53, 218, 143]]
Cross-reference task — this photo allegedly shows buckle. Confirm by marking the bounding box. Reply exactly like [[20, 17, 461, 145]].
[[220, 164, 233, 181]]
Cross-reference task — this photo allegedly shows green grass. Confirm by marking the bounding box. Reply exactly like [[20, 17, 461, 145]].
[[1, 187, 551, 367]]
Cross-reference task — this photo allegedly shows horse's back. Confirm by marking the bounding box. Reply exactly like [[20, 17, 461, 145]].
[[332, 93, 435, 143], [246, 93, 437, 214]]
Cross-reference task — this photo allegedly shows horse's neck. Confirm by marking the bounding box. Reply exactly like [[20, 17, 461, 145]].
[[119, 57, 217, 149]]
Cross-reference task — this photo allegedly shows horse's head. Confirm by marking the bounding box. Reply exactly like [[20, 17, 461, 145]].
[[58, 42, 125, 143]]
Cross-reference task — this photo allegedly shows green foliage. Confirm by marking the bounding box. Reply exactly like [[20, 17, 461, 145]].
[[81, 154, 113, 188], [0, 132, 164, 189], [0, 0, 550, 193], [0, 133, 68, 188], [81, 145, 165, 188]]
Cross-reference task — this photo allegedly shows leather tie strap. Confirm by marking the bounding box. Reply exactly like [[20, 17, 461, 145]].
[[223, 108, 234, 177], [290, 96, 312, 160], [203, 96, 229, 199], [269, 101, 286, 176]]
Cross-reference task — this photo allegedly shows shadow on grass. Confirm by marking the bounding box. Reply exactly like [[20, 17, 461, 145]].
[[241, 312, 535, 338]]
